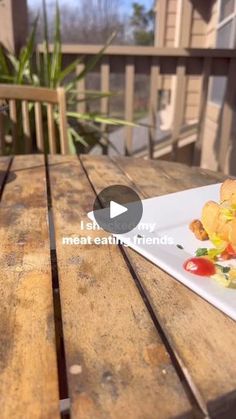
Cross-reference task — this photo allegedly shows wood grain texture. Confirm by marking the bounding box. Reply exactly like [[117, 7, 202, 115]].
[[22, 101, 31, 153], [47, 104, 57, 154], [0, 155, 59, 419], [9, 100, 17, 153], [149, 57, 160, 158], [109, 156, 236, 418], [48, 155, 193, 419], [35, 102, 44, 152], [124, 57, 134, 156]]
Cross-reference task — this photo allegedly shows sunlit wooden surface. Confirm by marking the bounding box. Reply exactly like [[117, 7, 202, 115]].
[[1, 154, 236, 419]]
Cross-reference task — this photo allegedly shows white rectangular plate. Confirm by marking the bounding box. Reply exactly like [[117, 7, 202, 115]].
[[88, 183, 236, 321]]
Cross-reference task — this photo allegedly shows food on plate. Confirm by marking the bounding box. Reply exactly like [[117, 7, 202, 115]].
[[187, 179, 236, 287], [183, 257, 216, 276], [190, 179, 236, 249], [189, 219, 209, 240]]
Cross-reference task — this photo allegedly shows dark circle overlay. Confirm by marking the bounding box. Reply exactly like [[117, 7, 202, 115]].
[[93, 185, 143, 234]]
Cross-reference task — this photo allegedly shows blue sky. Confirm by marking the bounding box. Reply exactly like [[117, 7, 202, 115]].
[[28, 0, 154, 14]]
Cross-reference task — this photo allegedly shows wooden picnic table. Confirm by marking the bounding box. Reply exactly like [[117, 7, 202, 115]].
[[0, 154, 236, 419]]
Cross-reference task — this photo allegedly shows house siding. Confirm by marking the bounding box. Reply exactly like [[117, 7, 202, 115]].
[[155, 0, 213, 129], [200, 1, 221, 171], [155, 0, 230, 171], [190, 9, 207, 47]]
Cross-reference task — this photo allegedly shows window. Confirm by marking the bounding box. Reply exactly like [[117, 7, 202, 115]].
[[220, 0, 234, 21], [210, 0, 236, 104]]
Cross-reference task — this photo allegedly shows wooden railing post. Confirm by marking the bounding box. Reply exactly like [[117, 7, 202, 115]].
[[100, 57, 110, 154], [194, 57, 211, 165], [76, 63, 86, 114], [9, 100, 17, 153], [124, 57, 135, 156], [171, 58, 187, 160], [57, 87, 69, 155], [148, 57, 160, 158], [35, 102, 44, 152], [22, 100, 31, 153]]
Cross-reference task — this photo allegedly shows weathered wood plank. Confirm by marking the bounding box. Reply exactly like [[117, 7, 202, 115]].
[[22, 100, 31, 153], [148, 57, 160, 158], [124, 57, 135, 156], [112, 156, 236, 418], [48, 155, 194, 419], [0, 155, 59, 419], [35, 102, 44, 152]]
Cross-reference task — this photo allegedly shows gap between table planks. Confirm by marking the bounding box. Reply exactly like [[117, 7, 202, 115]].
[[81, 154, 236, 419], [48, 155, 195, 419], [0, 155, 60, 419]]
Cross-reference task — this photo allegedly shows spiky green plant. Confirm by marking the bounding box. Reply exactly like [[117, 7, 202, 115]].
[[0, 0, 135, 154]]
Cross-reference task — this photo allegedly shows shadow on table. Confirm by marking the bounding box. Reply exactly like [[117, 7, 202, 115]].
[[0, 170, 17, 188]]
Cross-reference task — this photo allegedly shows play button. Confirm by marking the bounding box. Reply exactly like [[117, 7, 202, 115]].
[[92, 185, 143, 234], [110, 201, 128, 219]]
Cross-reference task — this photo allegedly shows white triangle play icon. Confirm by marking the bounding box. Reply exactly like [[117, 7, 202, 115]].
[[110, 200, 128, 219]]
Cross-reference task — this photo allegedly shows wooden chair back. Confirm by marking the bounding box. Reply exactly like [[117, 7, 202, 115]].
[[0, 84, 69, 154]]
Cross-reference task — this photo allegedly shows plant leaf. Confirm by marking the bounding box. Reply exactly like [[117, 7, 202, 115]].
[[50, 0, 62, 88], [67, 111, 138, 127], [0, 46, 10, 78], [42, 0, 50, 86], [16, 16, 38, 84], [66, 32, 116, 92], [58, 57, 83, 84]]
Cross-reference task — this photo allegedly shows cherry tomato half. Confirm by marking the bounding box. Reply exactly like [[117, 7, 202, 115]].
[[183, 257, 216, 276], [225, 244, 236, 257], [218, 250, 231, 261]]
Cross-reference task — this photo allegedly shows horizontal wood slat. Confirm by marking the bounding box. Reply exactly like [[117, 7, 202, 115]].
[[38, 44, 236, 59], [0, 84, 58, 104]]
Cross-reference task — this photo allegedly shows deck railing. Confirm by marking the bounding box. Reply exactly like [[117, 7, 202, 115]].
[[38, 45, 236, 171]]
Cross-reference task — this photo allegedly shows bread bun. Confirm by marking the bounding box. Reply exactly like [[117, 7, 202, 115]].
[[201, 201, 220, 236], [200, 179, 236, 245], [220, 179, 236, 202]]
